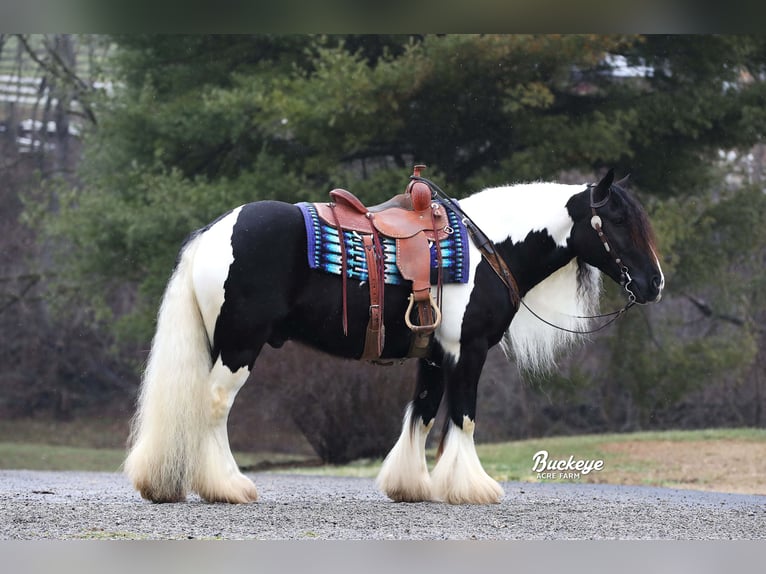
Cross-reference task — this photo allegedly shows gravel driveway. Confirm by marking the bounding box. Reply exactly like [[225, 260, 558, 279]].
[[1, 470, 764, 540]]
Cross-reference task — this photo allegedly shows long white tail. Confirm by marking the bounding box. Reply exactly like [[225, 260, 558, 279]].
[[124, 234, 212, 502]]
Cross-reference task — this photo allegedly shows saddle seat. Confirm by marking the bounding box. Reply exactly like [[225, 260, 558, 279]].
[[313, 168, 448, 360], [323, 188, 438, 238]]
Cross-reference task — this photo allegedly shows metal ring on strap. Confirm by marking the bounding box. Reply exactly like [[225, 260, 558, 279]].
[[404, 293, 442, 333]]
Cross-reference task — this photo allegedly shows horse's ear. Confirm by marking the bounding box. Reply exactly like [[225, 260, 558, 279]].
[[614, 173, 631, 189], [591, 168, 614, 205]]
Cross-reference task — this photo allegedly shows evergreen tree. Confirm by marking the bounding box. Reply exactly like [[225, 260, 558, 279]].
[[33, 34, 766, 432]]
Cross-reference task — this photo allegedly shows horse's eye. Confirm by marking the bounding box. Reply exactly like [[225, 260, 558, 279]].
[[613, 215, 626, 225]]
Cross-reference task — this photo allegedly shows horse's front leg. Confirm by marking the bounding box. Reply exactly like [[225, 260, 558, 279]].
[[376, 353, 445, 502], [430, 338, 503, 504]]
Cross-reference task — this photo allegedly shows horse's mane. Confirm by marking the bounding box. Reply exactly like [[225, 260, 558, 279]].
[[613, 183, 659, 260]]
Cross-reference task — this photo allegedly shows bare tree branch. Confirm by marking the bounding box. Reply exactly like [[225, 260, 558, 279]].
[[14, 34, 98, 125], [683, 292, 761, 331], [0, 273, 41, 314]]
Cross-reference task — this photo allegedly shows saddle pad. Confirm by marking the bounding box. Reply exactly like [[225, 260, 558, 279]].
[[297, 201, 470, 286]]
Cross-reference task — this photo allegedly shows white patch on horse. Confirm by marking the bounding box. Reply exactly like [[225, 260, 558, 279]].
[[433, 237, 483, 363], [652, 248, 665, 301], [460, 182, 581, 246], [192, 206, 243, 345], [434, 184, 577, 364]]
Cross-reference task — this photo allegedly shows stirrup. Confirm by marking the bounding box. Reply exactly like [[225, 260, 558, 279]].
[[404, 293, 442, 334]]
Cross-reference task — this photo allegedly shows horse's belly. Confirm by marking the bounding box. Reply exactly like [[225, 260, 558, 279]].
[[285, 272, 417, 360]]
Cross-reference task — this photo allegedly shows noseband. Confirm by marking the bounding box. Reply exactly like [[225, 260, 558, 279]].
[[588, 183, 638, 306]]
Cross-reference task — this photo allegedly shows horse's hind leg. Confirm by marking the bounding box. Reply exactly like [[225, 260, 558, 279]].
[[430, 339, 503, 504], [190, 357, 259, 503], [376, 356, 444, 502]]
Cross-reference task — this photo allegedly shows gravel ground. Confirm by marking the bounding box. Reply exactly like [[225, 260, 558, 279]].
[[1, 470, 765, 540]]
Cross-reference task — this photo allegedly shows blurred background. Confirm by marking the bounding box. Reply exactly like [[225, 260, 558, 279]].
[[1, 34, 765, 465]]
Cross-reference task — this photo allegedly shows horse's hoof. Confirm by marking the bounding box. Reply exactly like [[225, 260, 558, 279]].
[[136, 482, 187, 504], [379, 479, 433, 503], [434, 485, 503, 505], [197, 474, 259, 504], [376, 461, 432, 503]]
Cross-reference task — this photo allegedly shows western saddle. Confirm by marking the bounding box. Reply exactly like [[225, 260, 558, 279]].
[[313, 166, 449, 360]]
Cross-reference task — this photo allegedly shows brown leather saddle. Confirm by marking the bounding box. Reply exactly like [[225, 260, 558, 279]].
[[313, 166, 449, 360]]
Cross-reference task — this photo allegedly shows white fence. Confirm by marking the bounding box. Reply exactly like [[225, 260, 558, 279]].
[[0, 34, 113, 152]]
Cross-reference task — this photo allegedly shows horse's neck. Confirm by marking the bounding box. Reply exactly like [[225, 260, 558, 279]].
[[504, 237, 575, 298], [460, 182, 582, 296], [462, 183, 602, 373], [460, 182, 580, 245]]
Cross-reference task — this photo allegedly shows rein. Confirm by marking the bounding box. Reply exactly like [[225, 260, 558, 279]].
[[519, 297, 635, 335], [412, 174, 637, 336], [411, 174, 520, 306]]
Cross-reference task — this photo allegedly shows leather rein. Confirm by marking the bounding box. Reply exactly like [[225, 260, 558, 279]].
[[410, 175, 520, 307], [413, 175, 636, 335]]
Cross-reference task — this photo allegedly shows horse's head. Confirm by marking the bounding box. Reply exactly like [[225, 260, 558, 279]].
[[568, 170, 664, 304]]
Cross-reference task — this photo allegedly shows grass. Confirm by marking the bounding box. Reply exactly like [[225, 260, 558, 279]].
[[1, 422, 764, 495], [0, 417, 131, 449], [0, 443, 128, 472], [288, 428, 766, 495], [0, 417, 132, 471], [476, 428, 766, 482], [0, 442, 313, 473]]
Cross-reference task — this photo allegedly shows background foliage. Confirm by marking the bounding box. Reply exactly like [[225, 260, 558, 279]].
[[4, 34, 766, 462]]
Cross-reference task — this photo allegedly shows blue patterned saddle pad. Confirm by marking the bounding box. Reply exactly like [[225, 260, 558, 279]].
[[297, 202, 470, 286]]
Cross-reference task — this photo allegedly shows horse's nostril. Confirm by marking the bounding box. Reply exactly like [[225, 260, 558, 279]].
[[651, 275, 662, 290]]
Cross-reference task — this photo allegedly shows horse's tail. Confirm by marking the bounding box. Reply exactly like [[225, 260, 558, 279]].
[[123, 233, 212, 502]]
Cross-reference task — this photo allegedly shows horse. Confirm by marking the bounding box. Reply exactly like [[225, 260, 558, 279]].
[[123, 168, 664, 505]]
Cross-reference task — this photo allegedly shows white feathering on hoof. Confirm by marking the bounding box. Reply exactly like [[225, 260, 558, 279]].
[[430, 417, 503, 504], [376, 403, 434, 502]]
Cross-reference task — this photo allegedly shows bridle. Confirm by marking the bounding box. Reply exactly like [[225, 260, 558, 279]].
[[512, 183, 638, 335], [588, 182, 638, 307]]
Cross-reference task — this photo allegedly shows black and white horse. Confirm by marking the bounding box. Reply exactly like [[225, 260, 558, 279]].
[[124, 169, 663, 504]]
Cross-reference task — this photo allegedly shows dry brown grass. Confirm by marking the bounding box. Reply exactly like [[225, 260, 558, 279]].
[[585, 439, 766, 495]]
